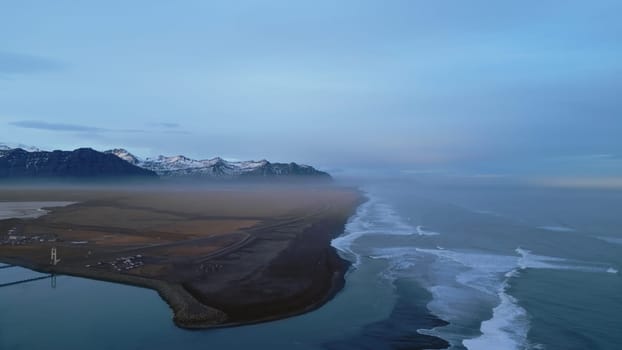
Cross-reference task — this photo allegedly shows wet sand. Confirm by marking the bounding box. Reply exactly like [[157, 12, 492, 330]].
[[0, 185, 362, 328]]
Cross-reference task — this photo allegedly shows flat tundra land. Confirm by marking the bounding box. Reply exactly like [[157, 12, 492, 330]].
[[0, 185, 362, 328]]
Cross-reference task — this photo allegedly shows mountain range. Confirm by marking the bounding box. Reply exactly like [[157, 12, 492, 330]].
[[104, 148, 331, 179], [0, 144, 331, 180], [0, 147, 156, 178]]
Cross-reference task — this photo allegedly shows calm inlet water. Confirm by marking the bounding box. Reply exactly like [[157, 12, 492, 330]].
[[1, 184, 621, 349]]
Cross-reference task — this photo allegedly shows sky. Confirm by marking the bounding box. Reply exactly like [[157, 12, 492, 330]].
[[1, 0, 621, 182]]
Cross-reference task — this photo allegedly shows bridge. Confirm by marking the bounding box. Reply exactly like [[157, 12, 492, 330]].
[[0, 274, 55, 288], [0, 248, 60, 288], [0, 264, 57, 288]]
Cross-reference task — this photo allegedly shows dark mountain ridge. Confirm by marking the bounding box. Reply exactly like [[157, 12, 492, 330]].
[[0, 148, 157, 178]]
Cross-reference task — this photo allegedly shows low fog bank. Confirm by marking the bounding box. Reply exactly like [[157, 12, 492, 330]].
[[0, 177, 351, 194], [332, 170, 622, 193], [3, 170, 619, 198]]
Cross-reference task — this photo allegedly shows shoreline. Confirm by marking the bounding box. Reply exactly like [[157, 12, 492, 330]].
[[0, 188, 365, 329]]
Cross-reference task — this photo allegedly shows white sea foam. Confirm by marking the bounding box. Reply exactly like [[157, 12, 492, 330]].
[[331, 200, 372, 267], [410, 248, 516, 296], [332, 193, 616, 349], [374, 247, 524, 348], [473, 209, 501, 217], [537, 225, 575, 232], [461, 248, 615, 350], [331, 196, 421, 267], [462, 278, 529, 350], [373, 245, 617, 350], [416, 225, 441, 236], [516, 248, 566, 270], [596, 236, 622, 245], [516, 248, 614, 273]]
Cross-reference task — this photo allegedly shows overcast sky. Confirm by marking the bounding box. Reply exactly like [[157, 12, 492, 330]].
[[1, 1, 621, 180]]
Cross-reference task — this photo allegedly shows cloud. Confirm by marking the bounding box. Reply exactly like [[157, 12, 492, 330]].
[[0, 51, 65, 75], [400, 169, 447, 175], [9, 120, 142, 133], [144, 122, 190, 134], [555, 154, 620, 161], [149, 122, 180, 128], [161, 130, 191, 135]]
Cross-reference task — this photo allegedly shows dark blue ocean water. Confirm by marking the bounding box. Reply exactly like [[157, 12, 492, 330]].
[[353, 183, 622, 350]]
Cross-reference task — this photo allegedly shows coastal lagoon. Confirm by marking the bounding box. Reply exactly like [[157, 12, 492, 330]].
[[0, 253, 397, 350], [0, 201, 75, 219], [2, 184, 622, 349]]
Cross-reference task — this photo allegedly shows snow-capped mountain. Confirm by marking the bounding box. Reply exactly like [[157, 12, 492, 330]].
[[0, 142, 42, 155], [107, 148, 140, 165], [105, 148, 331, 179]]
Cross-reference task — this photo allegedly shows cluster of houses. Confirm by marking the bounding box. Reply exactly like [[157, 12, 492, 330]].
[[1, 227, 58, 245], [87, 254, 145, 272]]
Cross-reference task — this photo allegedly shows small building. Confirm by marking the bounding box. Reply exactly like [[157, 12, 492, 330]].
[[8, 235, 26, 241]]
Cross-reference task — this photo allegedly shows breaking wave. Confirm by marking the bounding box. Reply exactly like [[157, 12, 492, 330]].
[[372, 246, 617, 349], [331, 196, 437, 267]]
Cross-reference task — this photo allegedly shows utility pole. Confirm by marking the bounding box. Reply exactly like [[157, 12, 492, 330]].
[[50, 247, 61, 265]]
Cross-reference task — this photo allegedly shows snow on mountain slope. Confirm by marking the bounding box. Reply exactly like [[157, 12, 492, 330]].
[[105, 148, 140, 165], [104, 149, 329, 179], [0, 143, 42, 157], [0, 143, 42, 152]]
